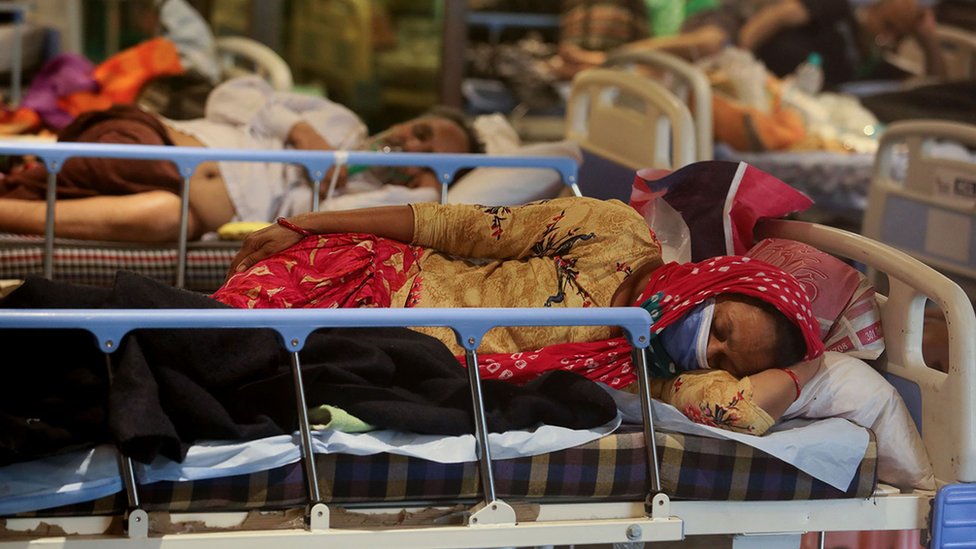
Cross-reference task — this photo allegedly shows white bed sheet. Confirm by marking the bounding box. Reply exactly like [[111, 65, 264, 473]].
[[608, 389, 868, 491]]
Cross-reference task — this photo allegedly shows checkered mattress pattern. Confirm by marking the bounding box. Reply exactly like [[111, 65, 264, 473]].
[[13, 425, 877, 518], [0, 234, 240, 292]]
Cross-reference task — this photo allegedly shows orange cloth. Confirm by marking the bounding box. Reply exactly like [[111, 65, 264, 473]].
[[57, 37, 185, 122], [0, 107, 42, 135], [711, 79, 806, 152]]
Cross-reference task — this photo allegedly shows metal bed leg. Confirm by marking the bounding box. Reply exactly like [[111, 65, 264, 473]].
[[632, 347, 667, 518], [288, 351, 329, 530], [104, 354, 148, 538], [43, 171, 57, 279], [462, 348, 516, 526], [175, 175, 191, 289]]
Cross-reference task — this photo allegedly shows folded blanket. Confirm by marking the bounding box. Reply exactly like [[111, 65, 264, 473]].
[[0, 272, 616, 466]]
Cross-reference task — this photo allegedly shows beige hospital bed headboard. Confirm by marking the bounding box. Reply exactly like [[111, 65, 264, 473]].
[[862, 120, 976, 299], [566, 68, 696, 174], [565, 68, 696, 201], [605, 49, 713, 161]]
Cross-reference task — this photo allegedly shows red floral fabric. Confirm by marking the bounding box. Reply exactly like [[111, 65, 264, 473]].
[[212, 233, 422, 309]]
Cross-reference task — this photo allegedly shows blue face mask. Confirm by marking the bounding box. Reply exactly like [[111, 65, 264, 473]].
[[658, 298, 715, 372]]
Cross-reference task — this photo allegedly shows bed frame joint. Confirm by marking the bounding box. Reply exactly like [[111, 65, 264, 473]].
[[467, 499, 516, 526], [646, 492, 671, 520], [306, 502, 330, 530], [125, 508, 149, 539]]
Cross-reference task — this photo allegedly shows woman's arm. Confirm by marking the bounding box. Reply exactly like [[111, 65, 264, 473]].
[[411, 196, 654, 262], [737, 0, 810, 52], [655, 356, 822, 435], [226, 205, 415, 275], [747, 357, 823, 420]]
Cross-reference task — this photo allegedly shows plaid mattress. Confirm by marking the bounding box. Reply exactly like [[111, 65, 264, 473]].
[[15, 425, 877, 517], [0, 234, 240, 292]]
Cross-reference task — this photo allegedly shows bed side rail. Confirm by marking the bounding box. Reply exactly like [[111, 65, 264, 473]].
[[0, 142, 581, 288], [0, 307, 659, 533], [758, 218, 976, 485]]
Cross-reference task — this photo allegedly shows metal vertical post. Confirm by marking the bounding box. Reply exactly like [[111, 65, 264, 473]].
[[463, 348, 497, 502], [175, 174, 191, 289], [289, 351, 321, 503], [43, 170, 57, 279], [632, 347, 662, 493]]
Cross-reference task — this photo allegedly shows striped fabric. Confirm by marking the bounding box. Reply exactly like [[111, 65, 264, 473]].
[[0, 234, 239, 292], [15, 426, 877, 518]]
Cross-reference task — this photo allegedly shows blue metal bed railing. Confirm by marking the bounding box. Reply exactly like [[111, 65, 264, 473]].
[[0, 142, 582, 288], [0, 306, 658, 536]]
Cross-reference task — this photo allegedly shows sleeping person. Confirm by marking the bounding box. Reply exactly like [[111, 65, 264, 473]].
[[216, 195, 826, 435], [0, 75, 479, 243]]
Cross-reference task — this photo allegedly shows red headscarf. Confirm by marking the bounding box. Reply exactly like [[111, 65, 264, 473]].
[[472, 255, 824, 388]]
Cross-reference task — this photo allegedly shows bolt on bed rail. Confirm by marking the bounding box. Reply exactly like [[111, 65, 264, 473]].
[[0, 142, 581, 288], [0, 306, 659, 536]]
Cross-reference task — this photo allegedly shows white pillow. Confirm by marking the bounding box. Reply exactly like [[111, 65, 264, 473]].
[[447, 140, 583, 206], [782, 352, 934, 491]]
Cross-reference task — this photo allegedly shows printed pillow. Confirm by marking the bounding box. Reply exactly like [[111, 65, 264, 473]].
[[746, 238, 885, 359], [783, 352, 934, 491], [448, 140, 582, 206]]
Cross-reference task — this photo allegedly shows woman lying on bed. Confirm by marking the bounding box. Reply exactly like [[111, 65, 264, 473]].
[[217, 195, 826, 435]]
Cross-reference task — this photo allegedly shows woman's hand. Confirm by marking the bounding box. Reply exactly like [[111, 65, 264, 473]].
[[226, 222, 304, 278]]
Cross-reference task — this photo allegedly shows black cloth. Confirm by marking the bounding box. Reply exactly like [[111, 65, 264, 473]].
[[755, 0, 909, 90], [0, 272, 617, 466], [860, 80, 976, 125]]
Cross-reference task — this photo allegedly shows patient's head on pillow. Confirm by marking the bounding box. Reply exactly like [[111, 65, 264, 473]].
[[637, 255, 825, 378]]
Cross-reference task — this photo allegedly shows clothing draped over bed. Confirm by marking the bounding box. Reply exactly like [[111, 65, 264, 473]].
[[0, 105, 182, 200], [0, 272, 617, 467]]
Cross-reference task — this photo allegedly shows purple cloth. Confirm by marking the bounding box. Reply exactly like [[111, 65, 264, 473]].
[[20, 53, 99, 129]]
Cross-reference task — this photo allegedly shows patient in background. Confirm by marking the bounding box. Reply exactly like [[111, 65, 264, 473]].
[[566, 0, 947, 89], [0, 75, 478, 243], [215, 195, 825, 435]]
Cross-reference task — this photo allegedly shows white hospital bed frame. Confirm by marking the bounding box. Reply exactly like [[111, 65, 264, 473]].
[[1, 208, 975, 547]]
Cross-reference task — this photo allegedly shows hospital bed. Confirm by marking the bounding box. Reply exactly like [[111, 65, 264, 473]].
[[0, 142, 581, 291], [604, 49, 877, 230], [861, 119, 976, 301], [0, 202, 974, 548]]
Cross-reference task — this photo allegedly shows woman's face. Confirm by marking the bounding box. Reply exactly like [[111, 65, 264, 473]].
[[706, 295, 780, 378]]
